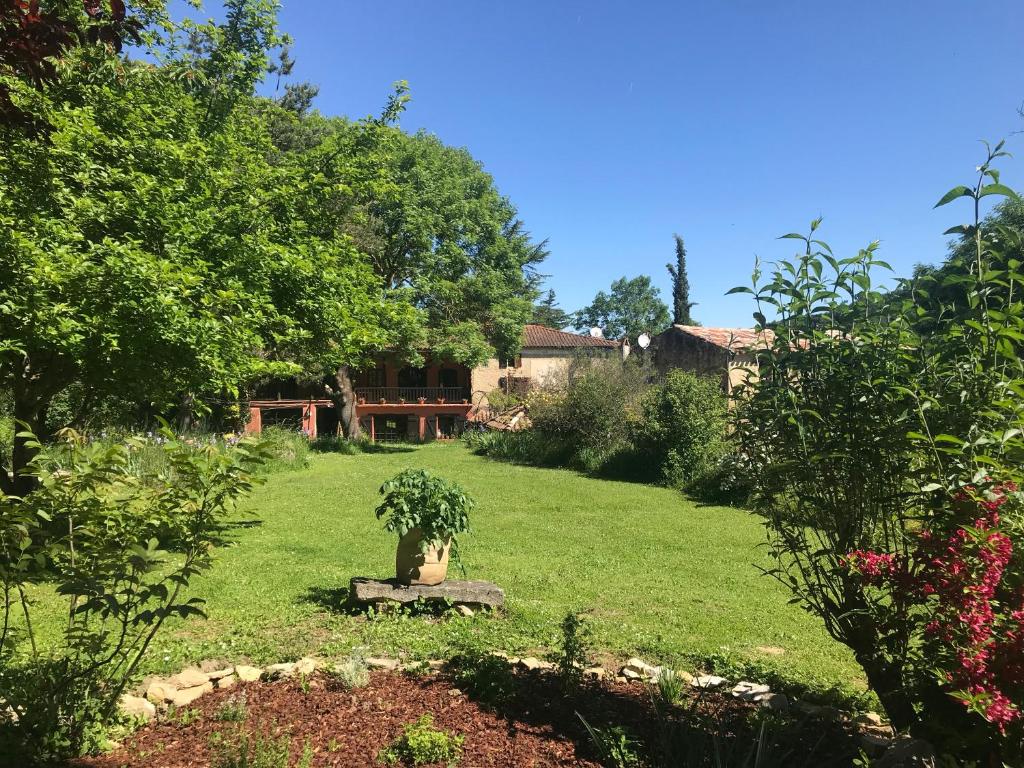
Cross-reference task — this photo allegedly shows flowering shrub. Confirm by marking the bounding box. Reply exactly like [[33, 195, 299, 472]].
[[846, 482, 1024, 735]]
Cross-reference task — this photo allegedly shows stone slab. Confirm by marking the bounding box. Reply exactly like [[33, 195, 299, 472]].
[[350, 577, 504, 609]]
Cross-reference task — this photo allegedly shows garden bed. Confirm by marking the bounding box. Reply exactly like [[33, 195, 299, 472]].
[[74, 665, 863, 767]]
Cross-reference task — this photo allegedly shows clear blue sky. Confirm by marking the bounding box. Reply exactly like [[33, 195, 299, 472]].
[[220, 2, 1024, 328]]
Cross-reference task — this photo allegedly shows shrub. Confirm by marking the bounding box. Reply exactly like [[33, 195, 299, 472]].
[[330, 653, 371, 690], [554, 610, 592, 694], [630, 370, 728, 489], [732, 146, 1024, 761], [0, 427, 266, 763], [378, 714, 464, 766]]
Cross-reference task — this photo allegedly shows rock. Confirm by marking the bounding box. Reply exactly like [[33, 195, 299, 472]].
[[615, 675, 629, 684], [455, 604, 475, 617], [583, 666, 606, 680], [622, 657, 658, 677], [294, 657, 317, 676], [875, 737, 935, 768], [855, 712, 885, 728], [621, 667, 643, 681], [731, 681, 771, 701], [199, 659, 231, 674], [758, 693, 789, 712], [216, 674, 237, 690], [145, 680, 177, 704], [859, 731, 894, 756], [428, 660, 445, 671], [206, 667, 235, 681], [366, 657, 400, 671], [119, 694, 155, 721], [169, 667, 210, 689], [262, 662, 296, 680], [168, 682, 213, 707], [235, 665, 262, 682], [692, 675, 727, 689], [350, 577, 505, 610], [516, 657, 553, 672]]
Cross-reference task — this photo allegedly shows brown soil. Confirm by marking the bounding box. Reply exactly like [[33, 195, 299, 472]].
[[74, 669, 861, 767]]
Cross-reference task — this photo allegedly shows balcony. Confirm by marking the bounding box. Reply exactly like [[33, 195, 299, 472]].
[[355, 387, 471, 404]]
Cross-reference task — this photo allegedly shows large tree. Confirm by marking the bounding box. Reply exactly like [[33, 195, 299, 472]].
[[256, 91, 548, 436], [574, 275, 670, 341], [666, 233, 695, 325], [0, 1, 406, 489], [531, 289, 572, 329]]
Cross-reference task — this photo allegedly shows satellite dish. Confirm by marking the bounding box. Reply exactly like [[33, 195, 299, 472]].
[[637, 332, 651, 350], [589, 327, 604, 338]]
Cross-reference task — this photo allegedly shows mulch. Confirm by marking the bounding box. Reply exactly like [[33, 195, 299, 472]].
[[74, 669, 861, 767], [77, 671, 607, 768]]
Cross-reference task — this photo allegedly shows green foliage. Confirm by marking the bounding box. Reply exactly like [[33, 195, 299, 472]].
[[578, 715, 643, 768], [666, 234, 696, 325], [215, 694, 249, 723], [532, 289, 572, 330], [630, 370, 728, 489], [574, 275, 670, 341], [555, 610, 592, 694], [378, 714, 464, 767], [732, 143, 1024, 758], [210, 729, 296, 768], [447, 650, 517, 708], [330, 653, 370, 690], [0, 427, 266, 762], [375, 469, 473, 557]]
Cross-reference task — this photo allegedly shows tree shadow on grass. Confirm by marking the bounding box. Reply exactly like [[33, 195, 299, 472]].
[[310, 438, 416, 455], [443, 653, 863, 768]]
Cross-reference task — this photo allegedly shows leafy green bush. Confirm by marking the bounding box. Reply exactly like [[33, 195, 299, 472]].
[[447, 651, 517, 708], [376, 469, 473, 561], [554, 610, 592, 694], [630, 370, 728, 489], [378, 714, 464, 766], [330, 653, 371, 690], [0, 428, 266, 763]]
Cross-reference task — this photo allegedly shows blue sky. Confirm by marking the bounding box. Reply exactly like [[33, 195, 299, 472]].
[[211, 2, 1023, 328]]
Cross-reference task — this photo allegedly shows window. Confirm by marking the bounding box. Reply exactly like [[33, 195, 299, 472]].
[[498, 356, 518, 369], [397, 366, 428, 387], [439, 368, 459, 388]]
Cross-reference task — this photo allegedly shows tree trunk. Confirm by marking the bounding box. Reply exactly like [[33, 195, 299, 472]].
[[333, 366, 361, 440], [856, 651, 917, 732], [8, 385, 45, 496]]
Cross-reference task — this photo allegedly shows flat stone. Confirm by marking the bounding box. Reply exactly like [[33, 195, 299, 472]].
[[584, 666, 606, 680], [206, 667, 235, 681], [145, 681, 177, 704], [428, 660, 445, 671], [262, 662, 296, 680], [455, 604, 475, 617], [875, 737, 935, 768], [732, 681, 771, 701], [168, 682, 213, 707], [366, 657, 400, 671], [199, 659, 231, 673], [169, 668, 210, 689], [294, 657, 317, 676], [622, 658, 658, 677], [119, 695, 156, 721], [693, 675, 727, 689], [758, 693, 789, 712], [235, 665, 262, 682], [216, 674, 237, 690], [855, 712, 885, 727], [516, 657, 554, 672], [350, 577, 504, 610]]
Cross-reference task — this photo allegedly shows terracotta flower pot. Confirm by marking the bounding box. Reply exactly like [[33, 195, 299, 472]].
[[461, 399, 469, 404], [395, 527, 450, 586], [358, 397, 366, 405], [417, 397, 427, 404], [398, 398, 406, 404], [379, 398, 386, 405]]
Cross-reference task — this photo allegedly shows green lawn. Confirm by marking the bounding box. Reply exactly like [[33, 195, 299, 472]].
[[25, 442, 862, 693]]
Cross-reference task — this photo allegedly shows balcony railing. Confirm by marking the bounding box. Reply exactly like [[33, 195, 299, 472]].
[[355, 387, 470, 404]]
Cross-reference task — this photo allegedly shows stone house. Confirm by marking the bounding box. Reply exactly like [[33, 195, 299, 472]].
[[650, 325, 771, 396], [243, 324, 622, 442]]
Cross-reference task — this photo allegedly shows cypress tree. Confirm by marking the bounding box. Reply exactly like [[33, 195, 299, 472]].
[[666, 233, 695, 324]]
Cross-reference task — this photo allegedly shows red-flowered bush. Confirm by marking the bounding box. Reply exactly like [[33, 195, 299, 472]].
[[846, 482, 1024, 735]]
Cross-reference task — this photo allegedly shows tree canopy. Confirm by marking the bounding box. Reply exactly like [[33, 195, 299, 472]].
[[666, 234, 695, 325], [574, 275, 670, 341], [531, 289, 572, 330]]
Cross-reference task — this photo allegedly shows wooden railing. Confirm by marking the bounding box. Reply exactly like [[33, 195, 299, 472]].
[[355, 387, 470, 404]]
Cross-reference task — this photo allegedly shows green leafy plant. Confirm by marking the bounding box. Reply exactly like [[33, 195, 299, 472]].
[[215, 694, 248, 723], [210, 729, 294, 768], [378, 714, 464, 766], [375, 470, 473, 561], [330, 653, 370, 690], [578, 714, 643, 768], [555, 610, 592, 694], [447, 651, 517, 708], [0, 427, 266, 762]]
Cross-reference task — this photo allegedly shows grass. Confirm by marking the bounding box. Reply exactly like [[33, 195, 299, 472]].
[[20, 442, 863, 696]]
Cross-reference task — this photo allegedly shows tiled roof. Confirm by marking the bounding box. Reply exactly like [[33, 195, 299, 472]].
[[522, 324, 621, 349], [670, 325, 774, 352]]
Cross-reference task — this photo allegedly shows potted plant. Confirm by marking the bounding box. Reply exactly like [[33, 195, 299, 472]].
[[436, 396, 446, 404], [358, 396, 366, 405], [417, 396, 427, 404], [375, 469, 473, 586], [379, 397, 386, 405], [398, 397, 407, 404]]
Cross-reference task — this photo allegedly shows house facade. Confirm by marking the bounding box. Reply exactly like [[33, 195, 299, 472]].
[[650, 325, 769, 396], [243, 324, 622, 441]]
